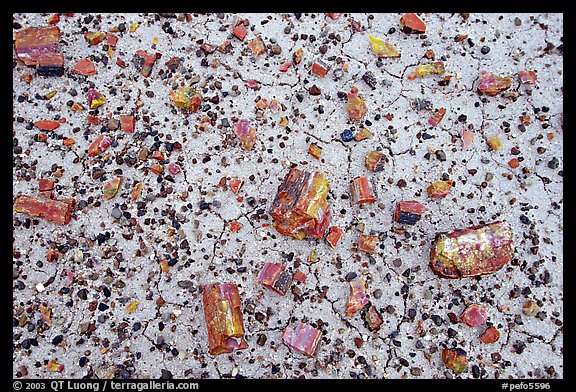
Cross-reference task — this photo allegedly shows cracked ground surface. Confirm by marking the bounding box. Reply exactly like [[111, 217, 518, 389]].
[[13, 13, 562, 379]]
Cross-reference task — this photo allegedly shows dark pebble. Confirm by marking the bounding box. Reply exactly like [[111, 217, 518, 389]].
[[345, 272, 357, 281], [52, 335, 63, 345], [341, 129, 354, 142], [480, 46, 490, 54]]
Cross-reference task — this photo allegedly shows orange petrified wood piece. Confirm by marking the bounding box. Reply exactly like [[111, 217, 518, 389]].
[[14, 194, 74, 225], [202, 283, 248, 355], [429, 221, 515, 279], [270, 168, 332, 240]]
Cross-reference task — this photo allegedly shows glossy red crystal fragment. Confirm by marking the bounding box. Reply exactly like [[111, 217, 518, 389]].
[[120, 115, 135, 133], [394, 200, 426, 225], [345, 278, 369, 317], [325, 226, 343, 249], [88, 134, 112, 157], [357, 234, 377, 254], [133, 50, 156, 77], [480, 326, 500, 344]]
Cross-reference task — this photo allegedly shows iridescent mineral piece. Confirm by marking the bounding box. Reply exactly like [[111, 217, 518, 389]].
[[270, 168, 332, 240], [133, 50, 157, 77], [487, 136, 503, 151], [169, 87, 203, 112], [14, 195, 74, 225], [232, 119, 257, 151], [353, 127, 372, 141], [308, 143, 322, 159], [363, 304, 383, 331], [429, 221, 515, 279], [368, 34, 400, 58], [477, 71, 512, 96], [350, 176, 377, 204], [460, 304, 488, 327], [87, 88, 106, 109], [88, 134, 112, 157], [103, 176, 123, 200], [395, 200, 426, 225], [14, 26, 60, 66], [202, 283, 248, 355], [427, 180, 454, 198], [407, 61, 445, 80], [257, 262, 293, 296], [345, 278, 369, 317], [442, 348, 469, 374], [282, 321, 322, 357], [365, 150, 387, 172], [84, 31, 105, 46], [347, 86, 368, 121]]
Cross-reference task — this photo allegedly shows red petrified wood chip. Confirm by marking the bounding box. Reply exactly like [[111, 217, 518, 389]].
[[460, 304, 488, 327], [34, 120, 60, 131], [480, 325, 500, 344], [400, 13, 427, 34], [71, 58, 97, 75]]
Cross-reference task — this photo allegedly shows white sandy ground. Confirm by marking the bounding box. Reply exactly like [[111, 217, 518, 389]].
[[13, 12, 562, 379]]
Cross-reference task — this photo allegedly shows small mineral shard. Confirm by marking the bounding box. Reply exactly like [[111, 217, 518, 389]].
[[232, 23, 248, 41], [400, 13, 427, 34], [38, 179, 55, 192], [428, 108, 446, 127], [427, 180, 454, 198], [368, 34, 400, 58], [282, 322, 322, 357], [363, 304, 383, 331], [353, 127, 372, 141], [461, 129, 475, 148], [14, 26, 60, 66], [325, 226, 343, 249], [347, 86, 368, 121], [232, 119, 257, 151], [357, 234, 377, 254], [311, 58, 330, 78], [202, 283, 248, 355], [120, 115, 135, 133], [519, 70, 537, 84], [14, 195, 74, 225], [429, 221, 515, 279], [307, 249, 317, 264], [395, 200, 426, 225], [308, 143, 322, 159], [34, 120, 60, 131], [46, 359, 65, 373], [169, 87, 203, 112], [270, 168, 332, 240], [487, 136, 503, 151], [477, 71, 512, 96], [103, 176, 123, 200], [84, 31, 105, 46], [257, 262, 293, 296], [293, 47, 303, 64], [460, 304, 488, 327], [407, 62, 445, 80], [88, 135, 112, 157], [364, 150, 387, 172], [479, 326, 500, 344], [150, 163, 163, 175], [248, 36, 266, 57], [167, 162, 181, 175], [350, 176, 377, 205], [228, 178, 244, 194], [345, 277, 369, 317], [522, 300, 541, 317], [442, 348, 469, 374], [133, 50, 157, 77], [71, 58, 96, 75], [87, 88, 106, 109]]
